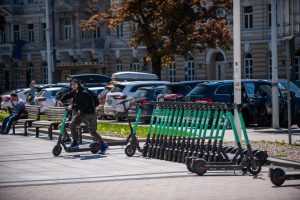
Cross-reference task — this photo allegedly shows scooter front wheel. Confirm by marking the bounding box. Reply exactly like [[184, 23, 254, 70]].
[[247, 158, 262, 175], [186, 156, 196, 173], [193, 158, 207, 176], [52, 145, 62, 156], [125, 145, 136, 157]]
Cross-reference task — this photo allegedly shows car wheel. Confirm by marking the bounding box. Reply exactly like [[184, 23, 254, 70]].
[[242, 110, 250, 127]]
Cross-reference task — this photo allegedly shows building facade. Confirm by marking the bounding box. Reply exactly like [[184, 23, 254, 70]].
[[0, 0, 299, 92]]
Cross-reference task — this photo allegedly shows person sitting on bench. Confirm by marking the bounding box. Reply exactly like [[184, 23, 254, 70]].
[[0, 93, 27, 134]]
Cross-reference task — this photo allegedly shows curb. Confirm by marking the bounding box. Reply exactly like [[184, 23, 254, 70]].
[[267, 157, 300, 169]]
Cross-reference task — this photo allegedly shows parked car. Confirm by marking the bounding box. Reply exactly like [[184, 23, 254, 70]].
[[0, 88, 30, 109], [104, 81, 169, 121], [277, 80, 300, 127], [34, 87, 62, 113], [96, 84, 114, 119], [65, 73, 111, 87], [128, 86, 165, 123], [111, 71, 158, 81], [157, 80, 207, 102], [186, 79, 300, 127]]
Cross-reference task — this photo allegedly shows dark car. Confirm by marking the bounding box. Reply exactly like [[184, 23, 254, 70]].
[[277, 80, 300, 128], [186, 79, 300, 127], [157, 80, 207, 102], [128, 86, 165, 123], [65, 73, 111, 87]]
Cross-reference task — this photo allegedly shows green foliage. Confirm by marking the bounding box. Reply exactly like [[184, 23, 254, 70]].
[[97, 121, 149, 138], [0, 110, 9, 122], [81, 0, 232, 77]]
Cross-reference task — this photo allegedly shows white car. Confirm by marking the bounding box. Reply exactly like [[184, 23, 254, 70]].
[[0, 88, 30, 109], [104, 81, 169, 121], [89, 87, 105, 96], [34, 87, 62, 113]]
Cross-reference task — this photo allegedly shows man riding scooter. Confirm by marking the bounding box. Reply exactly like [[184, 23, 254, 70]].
[[56, 79, 109, 154]]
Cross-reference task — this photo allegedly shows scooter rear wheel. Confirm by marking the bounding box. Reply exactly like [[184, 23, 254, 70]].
[[52, 145, 62, 156], [125, 145, 136, 157], [270, 168, 286, 186], [90, 142, 101, 154]]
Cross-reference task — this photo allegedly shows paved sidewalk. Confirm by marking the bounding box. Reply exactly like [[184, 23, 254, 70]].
[[0, 129, 299, 200]]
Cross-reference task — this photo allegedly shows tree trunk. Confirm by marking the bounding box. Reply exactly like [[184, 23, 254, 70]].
[[151, 56, 162, 80]]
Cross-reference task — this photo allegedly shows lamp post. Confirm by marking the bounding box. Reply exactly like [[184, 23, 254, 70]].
[[233, 0, 242, 140]]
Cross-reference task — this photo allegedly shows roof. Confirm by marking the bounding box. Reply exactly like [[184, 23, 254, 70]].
[[111, 71, 158, 81]]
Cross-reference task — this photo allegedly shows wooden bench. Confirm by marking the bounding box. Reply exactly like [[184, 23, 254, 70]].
[[12, 105, 41, 136], [32, 106, 65, 140]]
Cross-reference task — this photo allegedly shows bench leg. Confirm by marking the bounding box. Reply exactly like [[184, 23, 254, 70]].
[[36, 127, 39, 138], [49, 127, 52, 140], [24, 122, 28, 136], [13, 123, 15, 135]]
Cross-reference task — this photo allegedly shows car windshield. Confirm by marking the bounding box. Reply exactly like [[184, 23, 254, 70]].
[[133, 89, 148, 98], [278, 81, 299, 93], [110, 84, 125, 93], [188, 85, 208, 95], [36, 90, 47, 97]]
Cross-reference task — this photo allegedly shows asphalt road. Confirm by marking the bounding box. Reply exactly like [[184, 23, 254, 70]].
[[0, 130, 299, 200]]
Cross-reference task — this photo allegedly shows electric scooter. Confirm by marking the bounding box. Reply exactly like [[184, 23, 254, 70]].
[[52, 110, 102, 156]]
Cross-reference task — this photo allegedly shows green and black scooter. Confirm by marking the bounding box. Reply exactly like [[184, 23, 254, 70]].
[[52, 110, 102, 156]]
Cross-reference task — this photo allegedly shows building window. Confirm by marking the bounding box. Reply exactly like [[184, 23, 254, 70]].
[[116, 24, 123, 38], [43, 64, 48, 84], [168, 62, 176, 82], [81, 30, 86, 39], [28, 0, 34, 3], [268, 4, 271, 27], [0, 31, 5, 44], [28, 24, 34, 42], [13, 25, 20, 42], [244, 53, 253, 79], [130, 60, 140, 71], [15, 66, 20, 87], [185, 57, 195, 81], [28, 64, 34, 81], [244, 6, 253, 29], [268, 52, 272, 79], [13, 0, 19, 4], [63, 18, 72, 40], [116, 60, 122, 71], [42, 23, 46, 42], [94, 26, 100, 39], [216, 8, 226, 18]]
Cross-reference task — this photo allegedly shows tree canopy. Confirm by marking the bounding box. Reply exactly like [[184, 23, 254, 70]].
[[81, 0, 232, 78]]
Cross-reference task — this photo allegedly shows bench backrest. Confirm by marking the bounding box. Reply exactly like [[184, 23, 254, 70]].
[[25, 105, 41, 120], [45, 106, 66, 122]]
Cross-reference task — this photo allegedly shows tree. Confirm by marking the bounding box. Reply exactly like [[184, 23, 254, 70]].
[[81, 0, 232, 78]]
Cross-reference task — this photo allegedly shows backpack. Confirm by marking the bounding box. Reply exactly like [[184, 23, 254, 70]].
[[86, 88, 100, 108]]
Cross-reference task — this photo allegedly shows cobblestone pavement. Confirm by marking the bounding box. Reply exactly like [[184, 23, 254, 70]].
[[0, 130, 299, 200]]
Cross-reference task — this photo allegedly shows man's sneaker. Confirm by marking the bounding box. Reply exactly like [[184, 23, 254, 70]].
[[68, 140, 79, 150], [97, 143, 109, 155]]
